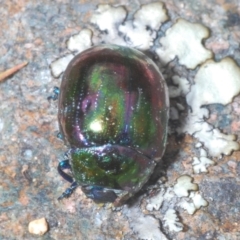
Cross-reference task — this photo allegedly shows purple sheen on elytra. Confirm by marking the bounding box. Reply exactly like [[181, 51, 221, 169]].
[[58, 44, 169, 204]]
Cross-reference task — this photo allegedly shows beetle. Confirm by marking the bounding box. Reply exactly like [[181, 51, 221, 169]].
[[56, 44, 169, 206]]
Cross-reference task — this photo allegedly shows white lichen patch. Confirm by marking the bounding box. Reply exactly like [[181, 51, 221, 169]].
[[163, 209, 184, 232], [50, 3, 169, 76], [187, 58, 240, 109], [50, 29, 92, 78], [119, 2, 169, 50], [162, 187, 175, 201], [50, 54, 74, 78], [123, 206, 168, 240], [190, 192, 208, 209], [192, 148, 215, 173], [156, 19, 213, 69], [192, 156, 215, 173], [179, 200, 196, 215], [179, 192, 208, 215], [50, 4, 128, 78], [180, 57, 240, 157], [146, 188, 165, 211], [145, 178, 207, 231], [181, 117, 239, 157], [91, 4, 127, 45], [168, 75, 190, 98], [195, 142, 203, 148], [173, 175, 198, 197], [134, 2, 168, 30], [146, 186, 175, 212], [67, 29, 93, 53], [133, 214, 167, 240]]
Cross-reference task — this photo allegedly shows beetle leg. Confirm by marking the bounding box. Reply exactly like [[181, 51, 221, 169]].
[[58, 181, 78, 200], [81, 186, 118, 203], [57, 159, 73, 183], [57, 159, 78, 200], [47, 86, 60, 101]]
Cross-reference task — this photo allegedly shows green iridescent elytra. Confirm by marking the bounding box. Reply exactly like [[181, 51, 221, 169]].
[[58, 44, 169, 205]]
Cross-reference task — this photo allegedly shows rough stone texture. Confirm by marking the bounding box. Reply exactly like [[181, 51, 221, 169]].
[[0, 0, 240, 239]]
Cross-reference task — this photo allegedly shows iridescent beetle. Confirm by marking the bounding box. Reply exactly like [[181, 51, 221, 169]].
[[56, 44, 169, 206]]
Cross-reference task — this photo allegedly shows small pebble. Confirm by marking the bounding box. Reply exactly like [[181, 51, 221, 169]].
[[28, 218, 48, 235]]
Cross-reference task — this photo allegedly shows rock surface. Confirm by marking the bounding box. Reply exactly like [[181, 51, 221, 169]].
[[0, 0, 240, 239]]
